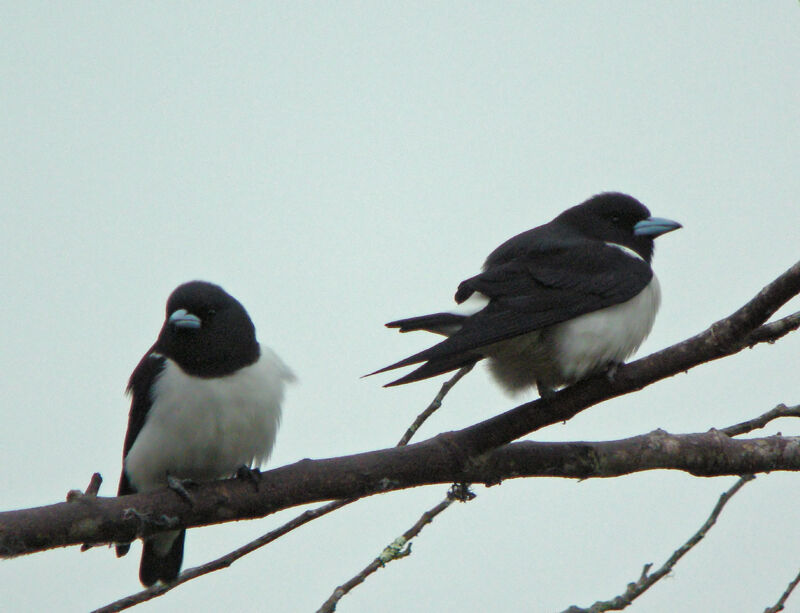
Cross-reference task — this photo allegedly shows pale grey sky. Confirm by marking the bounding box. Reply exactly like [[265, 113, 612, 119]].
[[2, 3, 799, 612]]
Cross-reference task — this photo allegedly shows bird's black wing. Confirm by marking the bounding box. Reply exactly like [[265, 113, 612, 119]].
[[376, 242, 652, 384], [116, 351, 166, 557]]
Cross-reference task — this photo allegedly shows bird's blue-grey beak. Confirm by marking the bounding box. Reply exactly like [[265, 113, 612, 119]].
[[634, 216, 682, 237], [168, 309, 202, 329]]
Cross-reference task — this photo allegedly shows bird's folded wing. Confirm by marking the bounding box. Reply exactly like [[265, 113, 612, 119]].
[[379, 243, 653, 374], [118, 351, 165, 496]]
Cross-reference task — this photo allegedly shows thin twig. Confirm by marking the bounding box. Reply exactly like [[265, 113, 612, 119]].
[[65, 473, 105, 553], [316, 365, 475, 613], [764, 566, 800, 613], [92, 499, 349, 613], [316, 484, 475, 613], [315, 364, 473, 612], [314, 364, 474, 613], [397, 364, 474, 446], [66, 472, 103, 502], [95, 365, 473, 612], [747, 310, 800, 346], [721, 403, 800, 437], [561, 475, 755, 613]]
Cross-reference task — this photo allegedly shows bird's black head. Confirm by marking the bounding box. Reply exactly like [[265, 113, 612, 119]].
[[155, 281, 260, 377], [556, 192, 681, 262]]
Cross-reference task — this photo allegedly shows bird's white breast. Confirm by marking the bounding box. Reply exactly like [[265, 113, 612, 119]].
[[551, 275, 661, 382], [486, 277, 661, 394], [124, 349, 294, 492]]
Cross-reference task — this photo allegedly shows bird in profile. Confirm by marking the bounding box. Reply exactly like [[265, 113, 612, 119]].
[[116, 281, 295, 586], [369, 192, 681, 397]]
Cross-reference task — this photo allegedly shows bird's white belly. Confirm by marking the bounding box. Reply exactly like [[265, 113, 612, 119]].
[[487, 277, 661, 394], [124, 351, 293, 492], [552, 276, 660, 380]]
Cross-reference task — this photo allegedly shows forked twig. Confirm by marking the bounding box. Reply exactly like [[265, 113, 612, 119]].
[[397, 363, 474, 446], [721, 403, 800, 437], [561, 475, 755, 613], [764, 566, 800, 613], [316, 484, 475, 613]]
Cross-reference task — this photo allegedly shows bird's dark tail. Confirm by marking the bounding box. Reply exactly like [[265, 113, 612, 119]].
[[139, 529, 186, 587], [115, 474, 134, 558], [386, 312, 467, 335], [382, 353, 481, 386], [366, 312, 480, 386]]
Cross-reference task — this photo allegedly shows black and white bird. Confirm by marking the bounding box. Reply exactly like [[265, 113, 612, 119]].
[[116, 281, 294, 586], [370, 192, 680, 396]]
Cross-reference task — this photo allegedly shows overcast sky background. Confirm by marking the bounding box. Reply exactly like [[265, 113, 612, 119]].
[[2, 3, 799, 612]]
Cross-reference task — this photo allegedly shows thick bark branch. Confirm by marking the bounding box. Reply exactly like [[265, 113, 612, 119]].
[[469, 431, 800, 480], [3, 430, 800, 558], [2, 260, 799, 559]]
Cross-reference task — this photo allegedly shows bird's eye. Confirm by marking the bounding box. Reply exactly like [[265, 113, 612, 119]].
[[206, 308, 217, 319], [610, 215, 620, 223]]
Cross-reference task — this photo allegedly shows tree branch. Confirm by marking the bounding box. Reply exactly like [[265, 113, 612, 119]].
[[2, 260, 799, 559], [721, 403, 800, 437], [463, 430, 800, 480], [92, 500, 349, 613], [764, 566, 800, 613], [4, 428, 800, 558], [746, 310, 800, 346], [316, 484, 474, 613], [396, 363, 474, 446], [561, 475, 755, 612]]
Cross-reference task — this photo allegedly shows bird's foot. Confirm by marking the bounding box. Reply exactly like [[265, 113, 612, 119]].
[[122, 507, 150, 528], [166, 473, 196, 505], [604, 361, 622, 383], [118, 507, 150, 553], [121, 507, 180, 539], [236, 465, 262, 491], [538, 384, 556, 399], [121, 508, 180, 558]]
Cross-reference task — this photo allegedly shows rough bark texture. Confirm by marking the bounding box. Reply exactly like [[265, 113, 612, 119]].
[[2, 260, 799, 559], [2, 431, 800, 558]]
